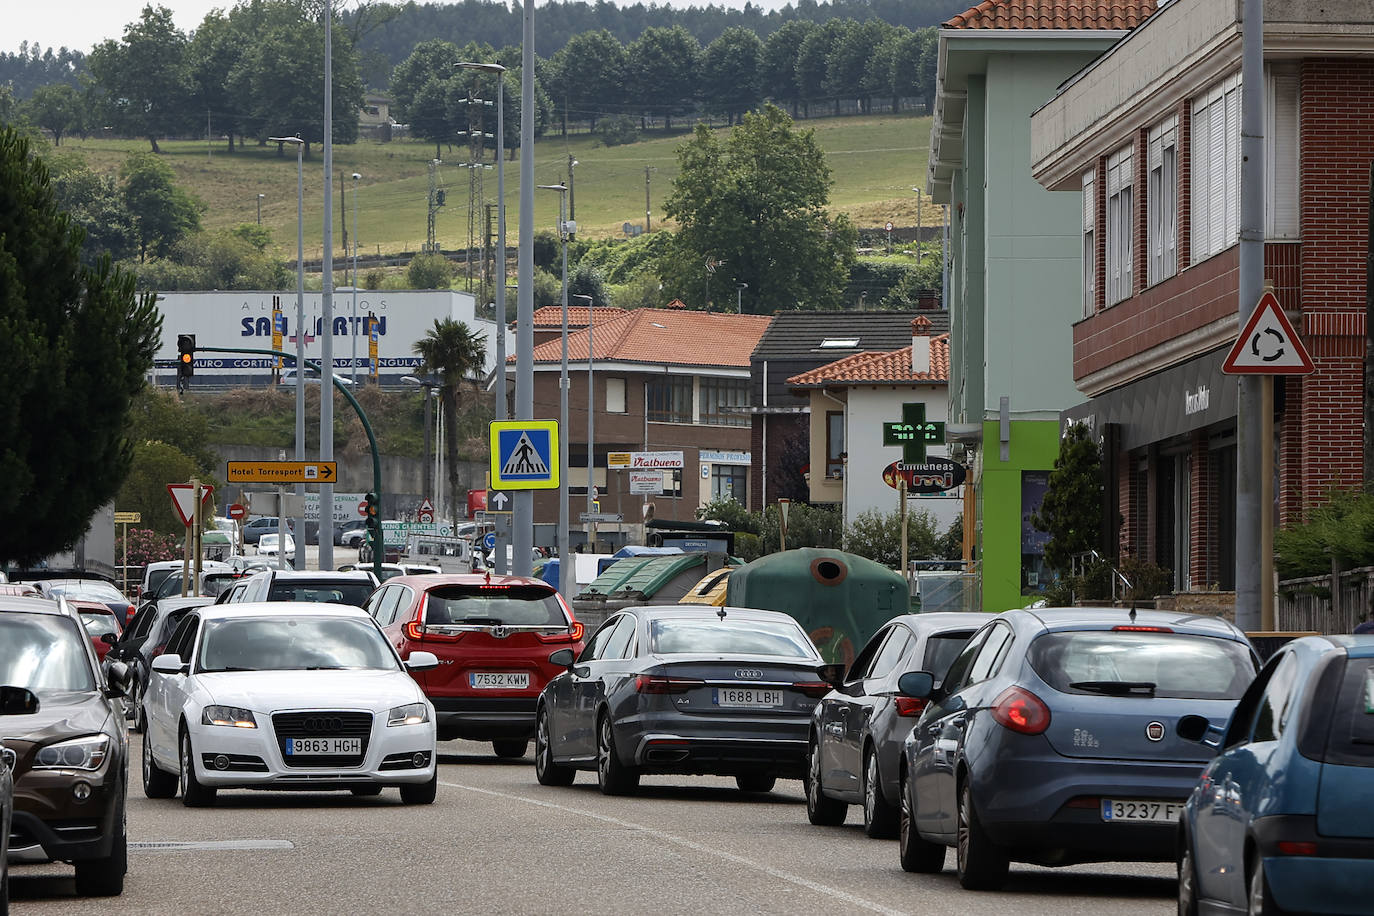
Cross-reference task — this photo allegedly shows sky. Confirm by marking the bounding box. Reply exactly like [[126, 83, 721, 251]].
[[6, 0, 791, 55]]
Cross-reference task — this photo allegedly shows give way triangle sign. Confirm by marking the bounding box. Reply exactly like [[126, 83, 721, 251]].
[[1222, 291, 1315, 375], [167, 483, 215, 527]]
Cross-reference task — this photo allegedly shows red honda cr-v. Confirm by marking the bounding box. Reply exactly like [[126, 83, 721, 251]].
[[365, 574, 585, 758]]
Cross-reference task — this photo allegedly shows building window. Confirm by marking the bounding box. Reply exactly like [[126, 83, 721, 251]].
[[711, 465, 747, 504], [1105, 144, 1133, 305], [1147, 116, 1178, 286], [825, 411, 844, 478], [646, 376, 692, 423], [1081, 167, 1095, 317], [1191, 73, 1241, 262], [1266, 63, 1299, 239], [605, 377, 626, 414], [700, 377, 748, 426]]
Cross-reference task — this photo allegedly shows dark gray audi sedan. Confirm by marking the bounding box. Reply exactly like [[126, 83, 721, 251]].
[[533, 605, 835, 796]]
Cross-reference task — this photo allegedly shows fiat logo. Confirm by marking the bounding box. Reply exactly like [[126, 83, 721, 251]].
[[1145, 721, 1166, 742], [734, 669, 763, 679], [302, 716, 344, 732]]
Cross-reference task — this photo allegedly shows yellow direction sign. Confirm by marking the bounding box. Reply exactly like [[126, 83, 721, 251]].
[[226, 460, 338, 484], [113, 511, 141, 524]]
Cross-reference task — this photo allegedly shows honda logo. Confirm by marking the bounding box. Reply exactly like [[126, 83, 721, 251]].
[[1145, 721, 1166, 742], [302, 716, 345, 733], [491, 626, 510, 640], [734, 669, 763, 680]]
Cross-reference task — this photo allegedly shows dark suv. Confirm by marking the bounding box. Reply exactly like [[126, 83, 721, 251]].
[[0, 596, 130, 896]]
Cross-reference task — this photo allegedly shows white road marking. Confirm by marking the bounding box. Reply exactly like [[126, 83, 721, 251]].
[[440, 780, 909, 916]]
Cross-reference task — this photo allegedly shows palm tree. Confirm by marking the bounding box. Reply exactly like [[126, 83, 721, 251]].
[[413, 319, 486, 520]]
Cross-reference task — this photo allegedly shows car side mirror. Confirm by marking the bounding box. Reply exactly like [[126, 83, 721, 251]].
[[897, 671, 935, 699], [151, 654, 186, 674], [548, 648, 576, 669], [104, 661, 130, 698], [0, 685, 39, 715], [816, 663, 845, 688], [1175, 714, 1212, 743], [405, 651, 439, 671], [101, 632, 118, 645]]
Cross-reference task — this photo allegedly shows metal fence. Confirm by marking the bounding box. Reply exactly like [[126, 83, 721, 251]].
[[1277, 565, 1374, 634], [911, 572, 981, 614]]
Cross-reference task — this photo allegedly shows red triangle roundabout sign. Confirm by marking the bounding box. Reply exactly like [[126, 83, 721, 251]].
[[1222, 291, 1315, 375]]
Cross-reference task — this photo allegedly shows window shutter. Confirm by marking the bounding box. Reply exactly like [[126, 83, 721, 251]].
[[1191, 100, 1211, 262], [1223, 78, 1241, 247], [1266, 64, 1299, 238]]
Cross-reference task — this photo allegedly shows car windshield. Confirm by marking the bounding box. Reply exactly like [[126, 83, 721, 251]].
[[1029, 630, 1255, 700], [424, 585, 566, 626], [146, 568, 175, 594], [79, 610, 119, 639], [0, 615, 96, 692], [265, 581, 373, 606], [649, 618, 817, 658], [197, 616, 399, 672], [48, 580, 123, 602]]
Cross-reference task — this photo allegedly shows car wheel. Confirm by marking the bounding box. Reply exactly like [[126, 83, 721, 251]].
[[1178, 843, 1199, 916], [956, 780, 1008, 890], [735, 774, 776, 793], [73, 797, 126, 897], [350, 786, 383, 797], [400, 771, 437, 805], [804, 737, 847, 826], [492, 739, 529, 759], [862, 746, 899, 839], [899, 768, 946, 873], [1248, 854, 1285, 916], [178, 728, 216, 808], [141, 728, 176, 799], [596, 713, 639, 796], [534, 706, 575, 787]]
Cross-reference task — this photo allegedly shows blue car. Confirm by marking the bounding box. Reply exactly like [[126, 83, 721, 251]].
[[1177, 635, 1374, 916], [895, 607, 1257, 890]]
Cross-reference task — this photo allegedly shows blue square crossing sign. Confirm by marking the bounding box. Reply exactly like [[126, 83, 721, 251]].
[[489, 420, 560, 489]]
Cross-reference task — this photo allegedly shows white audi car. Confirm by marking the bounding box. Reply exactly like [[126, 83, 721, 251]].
[[140, 602, 438, 806]]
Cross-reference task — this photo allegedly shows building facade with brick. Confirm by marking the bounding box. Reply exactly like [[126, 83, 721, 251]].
[[1030, 0, 1374, 592]]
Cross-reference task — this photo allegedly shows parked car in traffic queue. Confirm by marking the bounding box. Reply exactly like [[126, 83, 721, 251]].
[[535, 605, 838, 795], [807, 612, 986, 837], [1, 684, 41, 913], [1176, 634, 1374, 916], [895, 607, 1258, 890]]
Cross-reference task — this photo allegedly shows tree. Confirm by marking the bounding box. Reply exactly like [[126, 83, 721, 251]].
[[23, 84, 84, 146], [188, 11, 246, 151], [86, 6, 194, 152], [45, 152, 138, 265], [1030, 422, 1104, 576], [120, 153, 204, 261], [568, 261, 611, 308], [407, 252, 454, 289], [626, 26, 701, 131], [389, 39, 461, 123], [761, 20, 817, 118], [413, 320, 487, 521], [662, 104, 857, 313], [0, 126, 161, 565], [826, 19, 893, 115], [844, 507, 940, 569], [795, 20, 852, 117], [549, 30, 626, 132], [116, 441, 201, 535], [702, 27, 764, 125]]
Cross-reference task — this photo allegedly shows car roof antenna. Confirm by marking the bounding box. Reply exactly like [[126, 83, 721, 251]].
[[717, 607, 727, 620]]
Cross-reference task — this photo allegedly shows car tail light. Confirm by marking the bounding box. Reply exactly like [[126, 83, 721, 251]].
[[895, 697, 928, 717], [403, 619, 426, 642], [1112, 625, 1174, 633], [791, 681, 831, 699], [635, 675, 705, 694], [990, 686, 1051, 735], [1277, 841, 1318, 856], [568, 620, 584, 641], [1064, 796, 1100, 809]]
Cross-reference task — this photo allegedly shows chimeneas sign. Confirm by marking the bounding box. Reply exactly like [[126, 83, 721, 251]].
[[630, 451, 685, 469], [882, 458, 966, 494]]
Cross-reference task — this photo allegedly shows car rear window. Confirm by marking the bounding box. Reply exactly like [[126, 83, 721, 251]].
[[423, 585, 566, 626], [266, 582, 373, 606], [0, 615, 95, 692], [649, 618, 817, 658], [79, 610, 119, 639], [1323, 658, 1374, 768], [1028, 630, 1255, 700], [922, 631, 976, 684], [146, 568, 174, 594]]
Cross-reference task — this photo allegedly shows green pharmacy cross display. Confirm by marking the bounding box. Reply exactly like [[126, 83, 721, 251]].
[[882, 402, 945, 463]]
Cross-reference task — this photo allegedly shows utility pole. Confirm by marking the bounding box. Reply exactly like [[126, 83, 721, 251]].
[[425, 158, 442, 253], [339, 170, 348, 256], [568, 154, 577, 237], [645, 166, 653, 232], [320, 0, 336, 569]]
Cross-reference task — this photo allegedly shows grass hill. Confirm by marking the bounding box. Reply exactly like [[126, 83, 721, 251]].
[[58, 112, 936, 263]]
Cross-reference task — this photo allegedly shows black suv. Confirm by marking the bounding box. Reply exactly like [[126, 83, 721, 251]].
[[0, 596, 130, 896]]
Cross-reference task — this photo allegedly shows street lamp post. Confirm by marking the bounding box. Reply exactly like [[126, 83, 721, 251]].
[[515, 0, 536, 578], [573, 293, 595, 550], [256, 193, 265, 226], [269, 134, 307, 571], [736, 282, 748, 313], [538, 183, 571, 596], [320, 0, 337, 570], [401, 376, 438, 498], [567, 155, 578, 237], [351, 172, 360, 386]]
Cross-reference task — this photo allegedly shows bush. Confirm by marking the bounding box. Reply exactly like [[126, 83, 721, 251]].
[[364, 268, 384, 290], [1118, 556, 1173, 602], [406, 252, 453, 289], [595, 115, 639, 147], [1275, 488, 1374, 579], [844, 507, 939, 569]]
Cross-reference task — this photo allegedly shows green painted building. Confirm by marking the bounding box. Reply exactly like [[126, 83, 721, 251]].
[[926, 2, 1154, 612]]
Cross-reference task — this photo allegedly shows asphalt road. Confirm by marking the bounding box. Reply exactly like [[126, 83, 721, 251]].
[[10, 737, 1178, 915]]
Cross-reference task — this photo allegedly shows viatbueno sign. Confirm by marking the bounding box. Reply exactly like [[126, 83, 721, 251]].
[[630, 451, 684, 469]]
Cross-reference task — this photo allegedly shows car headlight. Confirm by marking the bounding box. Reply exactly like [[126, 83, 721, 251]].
[[34, 735, 109, 770], [388, 702, 429, 727], [201, 705, 258, 728]]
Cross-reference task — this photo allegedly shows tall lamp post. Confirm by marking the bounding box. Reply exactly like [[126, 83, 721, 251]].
[[573, 293, 595, 550], [269, 134, 307, 571], [736, 282, 748, 313], [256, 193, 265, 226], [351, 172, 361, 386], [514, 0, 537, 579], [538, 183, 571, 595], [401, 376, 438, 499]]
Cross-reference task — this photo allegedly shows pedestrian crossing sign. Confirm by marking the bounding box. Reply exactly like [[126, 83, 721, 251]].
[[490, 420, 560, 489]]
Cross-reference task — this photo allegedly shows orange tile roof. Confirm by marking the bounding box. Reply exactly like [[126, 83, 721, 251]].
[[944, 0, 1155, 29], [531, 305, 626, 327], [786, 335, 951, 386], [527, 308, 773, 368]]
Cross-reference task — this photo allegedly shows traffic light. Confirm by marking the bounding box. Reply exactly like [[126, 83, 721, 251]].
[[363, 492, 382, 559], [176, 334, 196, 392]]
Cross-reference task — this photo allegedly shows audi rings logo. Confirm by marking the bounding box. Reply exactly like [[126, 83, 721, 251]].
[[1145, 721, 1166, 742], [302, 716, 345, 733], [734, 669, 763, 680]]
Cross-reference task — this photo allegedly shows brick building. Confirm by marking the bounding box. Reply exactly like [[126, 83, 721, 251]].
[[1030, 0, 1374, 591]]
